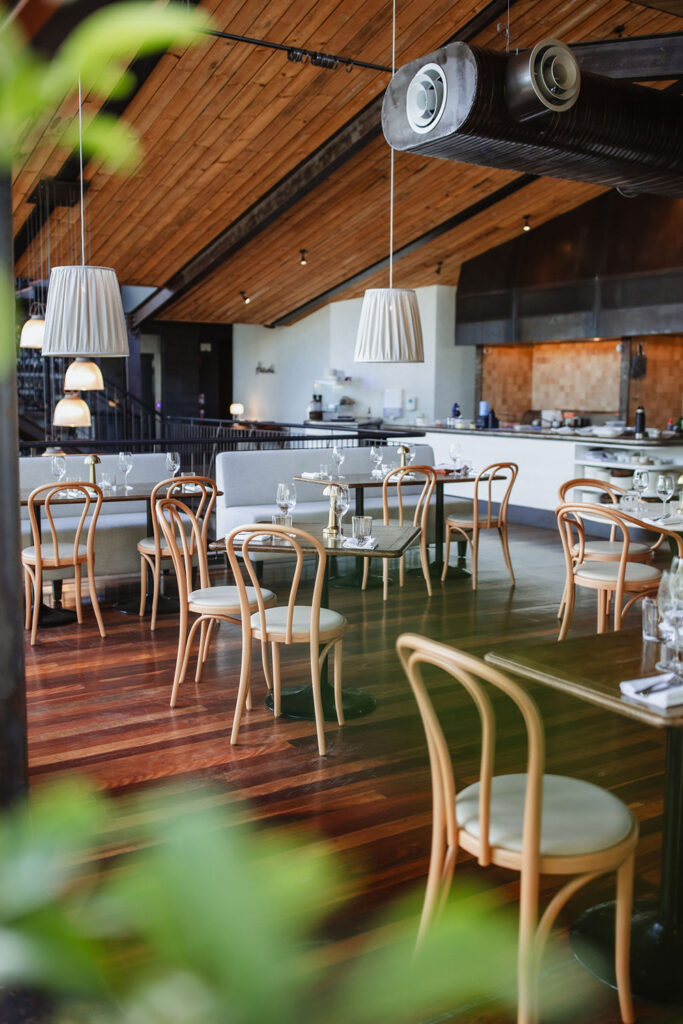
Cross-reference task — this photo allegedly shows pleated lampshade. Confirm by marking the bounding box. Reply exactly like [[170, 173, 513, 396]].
[[42, 266, 128, 358], [353, 288, 424, 362]]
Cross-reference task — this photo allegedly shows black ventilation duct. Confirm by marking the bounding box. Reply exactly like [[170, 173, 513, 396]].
[[383, 40, 683, 197]]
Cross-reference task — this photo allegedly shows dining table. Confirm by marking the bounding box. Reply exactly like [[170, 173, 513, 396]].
[[485, 628, 683, 1004], [213, 520, 420, 722], [293, 468, 478, 586]]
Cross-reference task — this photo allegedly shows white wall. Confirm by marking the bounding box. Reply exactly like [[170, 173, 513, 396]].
[[232, 285, 475, 424]]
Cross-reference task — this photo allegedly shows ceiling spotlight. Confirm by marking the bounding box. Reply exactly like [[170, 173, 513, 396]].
[[523, 214, 531, 232], [300, 249, 308, 266], [435, 260, 443, 275], [240, 290, 251, 304]]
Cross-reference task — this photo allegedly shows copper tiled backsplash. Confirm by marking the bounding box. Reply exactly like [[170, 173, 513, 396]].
[[628, 336, 683, 428]]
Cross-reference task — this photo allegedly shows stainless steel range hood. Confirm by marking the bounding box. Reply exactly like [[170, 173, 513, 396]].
[[382, 39, 683, 197]]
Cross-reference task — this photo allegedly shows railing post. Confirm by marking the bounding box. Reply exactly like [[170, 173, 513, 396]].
[[0, 172, 29, 805]]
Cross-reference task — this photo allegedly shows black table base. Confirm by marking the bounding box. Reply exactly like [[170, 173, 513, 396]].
[[115, 593, 180, 616], [265, 683, 376, 721], [36, 602, 77, 627]]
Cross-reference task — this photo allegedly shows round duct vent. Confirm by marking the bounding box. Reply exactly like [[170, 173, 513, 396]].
[[406, 62, 448, 134], [506, 38, 580, 121]]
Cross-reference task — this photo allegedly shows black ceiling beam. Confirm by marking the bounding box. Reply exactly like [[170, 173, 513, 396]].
[[270, 174, 538, 327], [130, 0, 513, 327], [571, 32, 683, 80]]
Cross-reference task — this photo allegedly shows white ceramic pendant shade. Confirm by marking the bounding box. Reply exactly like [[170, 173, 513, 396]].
[[20, 316, 45, 349], [353, 288, 424, 362], [53, 394, 92, 428], [64, 358, 104, 391], [42, 266, 128, 358]]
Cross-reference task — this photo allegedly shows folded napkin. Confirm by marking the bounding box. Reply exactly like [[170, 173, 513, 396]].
[[300, 471, 321, 480], [435, 463, 456, 472], [641, 513, 683, 528], [342, 536, 378, 550], [231, 532, 272, 545], [620, 673, 683, 708]]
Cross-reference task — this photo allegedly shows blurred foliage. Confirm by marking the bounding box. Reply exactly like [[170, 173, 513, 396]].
[[0, 779, 518, 1024]]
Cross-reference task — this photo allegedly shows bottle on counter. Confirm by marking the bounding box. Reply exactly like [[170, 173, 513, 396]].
[[451, 402, 461, 419], [307, 394, 323, 421], [487, 408, 499, 429], [634, 405, 646, 439]]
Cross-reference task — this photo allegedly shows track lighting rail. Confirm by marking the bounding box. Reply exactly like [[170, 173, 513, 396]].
[[202, 28, 392, 74]]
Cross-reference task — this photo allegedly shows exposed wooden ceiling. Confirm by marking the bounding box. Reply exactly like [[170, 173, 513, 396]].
[[12, 0, 683, 327]]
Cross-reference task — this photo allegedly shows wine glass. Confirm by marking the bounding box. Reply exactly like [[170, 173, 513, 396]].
[[656, 473, 674, 519], [165, 451, 181, 477], [331, 445, 345, 479], [334, 483, 350, 535], [118, 450, 134, 491], [370, 445, 384, 479], [276, 482, 297, 516], [50, 455, 66, 485], [663, 565, 683, 679], [449, 443, 463, 472], [633, 469, 649, 514]]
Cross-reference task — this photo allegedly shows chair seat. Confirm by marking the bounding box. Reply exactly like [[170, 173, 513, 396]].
[[188, 585, 273, 614], [578, 540, 651, 557], [137, 535, 171, 554], [575, 562, 661, 584], [456, 773, 634, 857], [22, 543, 87, 565], [250, 604, 345, 640]]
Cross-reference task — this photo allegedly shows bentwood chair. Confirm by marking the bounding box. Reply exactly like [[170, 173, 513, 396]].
[[556, 479, 659, 620], [556, 502, 682, 640], [22, 482, 106, 645], [138, 476, 217, 630], [441, 462, 518, 590], [156, 499, 276, 708], [397, 633, 638, 1024], [227, 524, 346, 756], [362, 465, 435, 601]]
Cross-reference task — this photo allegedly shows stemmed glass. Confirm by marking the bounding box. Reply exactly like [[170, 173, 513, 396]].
[[50, 455, 66, 487], [276, 482, 297, 517], [331, 445, 345, 479], [118, 451, 134, 491], [165, 451, 181, 478], [370, 446, 384, 479], [449, 443, 463, 473], [656, 473, 675, 519], [633, 469, 649, 515], [657, 561, 683, 679], [333, 483, 350, 535]]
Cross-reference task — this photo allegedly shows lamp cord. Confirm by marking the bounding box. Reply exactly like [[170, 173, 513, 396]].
[[78, 76, 85, 266]]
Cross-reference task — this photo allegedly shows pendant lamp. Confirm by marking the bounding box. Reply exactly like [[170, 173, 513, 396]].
[[20, 307, 45, 349], [354, 0, 423, 364], [53, 393, 92, 428], [42, 78, 128, 401]]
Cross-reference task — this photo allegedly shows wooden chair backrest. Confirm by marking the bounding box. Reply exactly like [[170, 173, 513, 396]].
[[396, 633, 545, 881], [156, 498, 211, 604], [226, 524, 326, 646], [381, 465, 436, 530], [150, 476, 217, 558], [558, 479, 625, 542], [472, 462, 518, 529], [27, 482, 103, 570]]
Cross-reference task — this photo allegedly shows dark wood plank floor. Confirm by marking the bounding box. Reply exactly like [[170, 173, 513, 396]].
[[24, 524, 679, 1023]]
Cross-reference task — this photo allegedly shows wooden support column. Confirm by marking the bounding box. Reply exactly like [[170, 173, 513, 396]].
[[619, 336, 632, 424], [0, 173, 29, 805]]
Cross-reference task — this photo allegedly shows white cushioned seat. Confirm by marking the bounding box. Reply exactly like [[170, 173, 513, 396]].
[[250, 604, 345, 639], [456, 773, 634, 856], [22, 543, 87, 563], [188, 585, 273, 612], [446, 501, 484, 525], [575, 562, 661, 583], [138, 535, 170, 552], [582, 540, 650, 556]]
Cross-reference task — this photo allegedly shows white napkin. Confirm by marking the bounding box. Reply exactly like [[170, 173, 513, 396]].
[[342, 536, 378, 550], [231, 532, 271, 545], [435, 463, 456, 472], [641, 513, 683, 528], [300, 471, 321, 480], [620, 673, 683, 708]]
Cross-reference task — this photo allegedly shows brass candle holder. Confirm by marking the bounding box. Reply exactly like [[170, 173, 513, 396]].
[[84, 453, 100, 485], [322, 482, 342, 539], [396, 443, 410, 468]]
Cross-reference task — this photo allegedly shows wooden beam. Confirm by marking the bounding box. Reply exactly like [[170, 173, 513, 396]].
[[571, 32, 683, 80], [130, 0, 514, 328]]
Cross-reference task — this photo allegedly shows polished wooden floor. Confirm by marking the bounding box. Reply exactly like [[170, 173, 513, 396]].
[[24, 525, 679, 1023]]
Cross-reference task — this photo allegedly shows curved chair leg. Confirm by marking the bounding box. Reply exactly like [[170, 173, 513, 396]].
[[441, 524, 452, 582], [261, 638, 272, 690], [86, 563, 106, 639], [333, 638, 344, 726], [73, 564, 83, 623], [24, 567, 31, 630], [361, 558, 369, 591], [383, 558, 389, 602], [138, 554, 147, 617], [231, 635, 253, 744], [203, 618, 216, 663], [310, 643, 326, 756], [597, 588, 608, 634], [615, 853, 635, 1024], [399, 553, 405, 589], [30, 565, 41, 646], [271, 642, 281, 717], [498, 525, 515, 585], [419, 533, 432, 597], [558, 579, 575, 642], [150, 555, 161, 632], [557, 581, 567, 621], [471, 532, 479, 591], [195, 618, 209, 682], [169, 605, 189, 708]]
